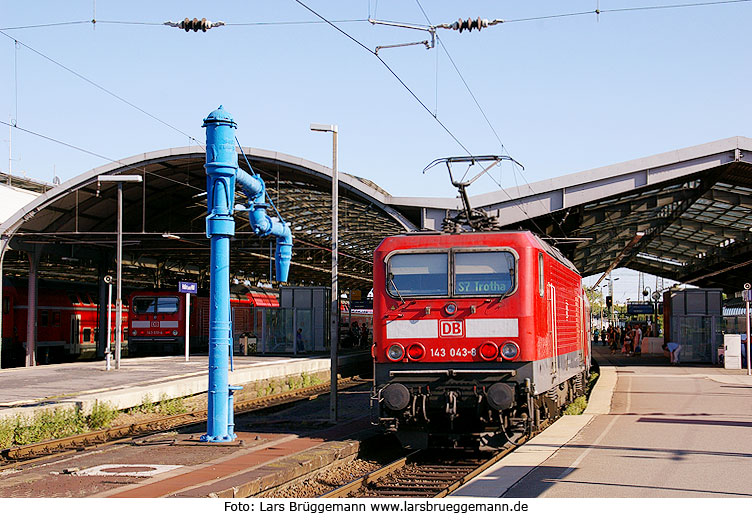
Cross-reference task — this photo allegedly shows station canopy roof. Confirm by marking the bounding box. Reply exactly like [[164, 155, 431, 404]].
[[0, 147, 413, 293], [2, 136, 752, 295], [392, 137, 752, 294]]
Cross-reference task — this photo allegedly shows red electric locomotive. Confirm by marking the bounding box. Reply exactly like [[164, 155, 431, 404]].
[[128, 287, 278, 356], [371, 231, 591, 448]]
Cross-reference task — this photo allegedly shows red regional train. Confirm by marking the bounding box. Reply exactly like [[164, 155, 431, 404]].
[[1, 279, 128, 367], [127, 287, 278, 356], [371, 231, 591, 448]]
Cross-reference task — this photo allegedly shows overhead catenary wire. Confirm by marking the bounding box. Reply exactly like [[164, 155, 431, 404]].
[[293, 0, 473, 157], [3, 1, 750, 32], [0, 29, 205, 151], [0, 120, 204, 193], [413, 1, 560, 239]]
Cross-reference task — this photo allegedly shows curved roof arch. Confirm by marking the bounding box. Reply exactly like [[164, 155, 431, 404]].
[[0, 146, 415, 291], [404, 136, 752, 292], [4, 137, 752, 294]]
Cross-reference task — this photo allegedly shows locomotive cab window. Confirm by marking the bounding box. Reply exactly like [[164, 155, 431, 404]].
[[132, 296, 179, 314], [454, 251, 515, 296], [156, 297, 179, 314], [132, 297, 156, 314], [387, 252, 448, 297]]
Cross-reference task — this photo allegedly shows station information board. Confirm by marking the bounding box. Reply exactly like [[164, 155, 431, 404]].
[[627, 302, 654, 315]]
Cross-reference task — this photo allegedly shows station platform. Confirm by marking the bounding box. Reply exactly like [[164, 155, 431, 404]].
[[454, 343, 752, 498], [0, 352, 368, 421]]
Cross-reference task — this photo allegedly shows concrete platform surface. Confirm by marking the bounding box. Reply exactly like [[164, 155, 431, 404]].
[[454, 344, 752, 498], [0, 353, 366, 419]]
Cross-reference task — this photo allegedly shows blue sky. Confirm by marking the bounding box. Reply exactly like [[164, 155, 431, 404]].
[[1, 1, 748, 298]]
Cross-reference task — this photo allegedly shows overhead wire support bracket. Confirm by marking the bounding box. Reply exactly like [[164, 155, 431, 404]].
[[369, 18, 435, 54], [369, 16, 505, 53]]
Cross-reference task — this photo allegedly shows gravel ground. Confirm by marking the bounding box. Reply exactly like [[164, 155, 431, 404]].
[[259, 458, 381, 497]]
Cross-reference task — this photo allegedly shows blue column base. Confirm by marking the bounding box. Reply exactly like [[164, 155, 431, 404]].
[[199, 432, 238, 443]]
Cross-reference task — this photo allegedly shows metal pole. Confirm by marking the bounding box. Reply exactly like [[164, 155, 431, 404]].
[[185, 292, 190, 362], [330, 128, 339, 423], [609, 272, 614, 326], [0, 238, 6, 369], [115, 182, 123, 370], [106, 281, 112, 371], [746, 298, 751, 376]]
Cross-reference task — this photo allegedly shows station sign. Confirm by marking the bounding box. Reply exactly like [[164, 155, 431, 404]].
[[743, 290, 752, 302], [350, 299, 373, 310], [627, 303, 654, 315], [179, 281, 198, 294]]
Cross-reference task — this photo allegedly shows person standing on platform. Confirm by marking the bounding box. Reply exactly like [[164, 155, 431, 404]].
[[622, 326, 632, 355], [360, 322, 369, 348], [594, 328, 600, 344], [634, 324, 643, 356], [348, 321, 360, 349]]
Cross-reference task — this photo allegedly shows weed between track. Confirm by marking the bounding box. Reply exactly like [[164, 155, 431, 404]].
[[563, 368, 600, 416], [0, 370, 328, 450]]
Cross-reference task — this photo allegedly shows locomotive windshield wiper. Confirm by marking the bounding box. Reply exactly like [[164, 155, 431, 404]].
[[388, 273, 405, 304], [497, 274, 515, 304]]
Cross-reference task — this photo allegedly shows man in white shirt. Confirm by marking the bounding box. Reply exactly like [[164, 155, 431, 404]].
[[634, 325, 643, 355]]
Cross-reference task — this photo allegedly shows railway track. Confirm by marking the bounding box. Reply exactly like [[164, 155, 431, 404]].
[[322, 433, 531, 498], [318, 369, 600, 497], [0, 377, 367, 466]]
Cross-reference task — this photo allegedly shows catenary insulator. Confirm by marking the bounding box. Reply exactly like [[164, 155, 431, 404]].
[[166, 18, 226, 32], [453, 17, 489, 32]]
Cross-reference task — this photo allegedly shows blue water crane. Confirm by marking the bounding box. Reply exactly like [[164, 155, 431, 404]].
[[201, 106, 292, 442]]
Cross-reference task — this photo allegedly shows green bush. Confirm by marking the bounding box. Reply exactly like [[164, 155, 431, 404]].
[[0, 418, 14, 450], [157, 395, 186, 415], [88, 401, 119, 430], [136, 394, 156, 414], [13, 408, 86, 445], [563, 396, 588, 415]]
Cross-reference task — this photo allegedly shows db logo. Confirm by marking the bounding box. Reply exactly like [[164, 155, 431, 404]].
[[151, 321, 159, 328], [439, 320, 464, 337]]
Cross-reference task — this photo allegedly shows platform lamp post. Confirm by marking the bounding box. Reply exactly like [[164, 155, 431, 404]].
[[310, 123, 339, 423], [608, 275, 620, 326], [745, 283, 751, 376], [599, 284, 608, 330], [104, 275, 114, 371], [97, 174, 143, 369]]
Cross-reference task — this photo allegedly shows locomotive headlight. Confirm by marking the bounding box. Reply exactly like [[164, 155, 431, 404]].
[[407, 343, 425, 361], [387, 343, 405, 362], [500, 342, 520, 360], [444, 302, 457, 315]]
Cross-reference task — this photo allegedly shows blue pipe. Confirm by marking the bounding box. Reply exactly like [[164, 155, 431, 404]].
[[236, 170, 293, 282], [200, 106, 294, 442]]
